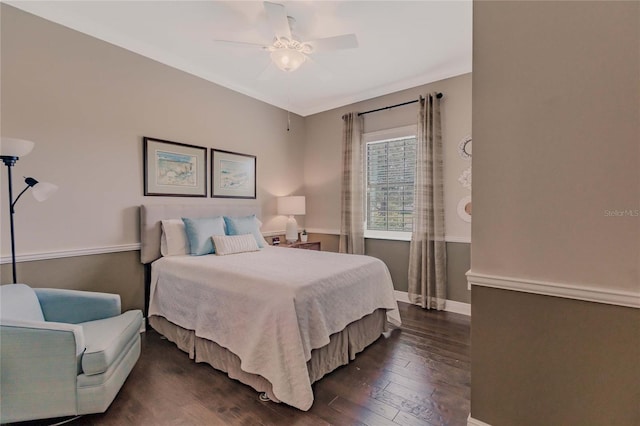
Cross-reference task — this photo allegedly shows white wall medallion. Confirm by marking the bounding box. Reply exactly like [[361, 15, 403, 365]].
[[457, 135, 472, 160], [458, 167, 472, 190], [457, 196, 472, 222]]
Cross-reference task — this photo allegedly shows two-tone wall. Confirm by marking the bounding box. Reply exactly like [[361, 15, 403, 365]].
[[470, 1, 639, 425], [0, 5, 305, 310], [304, 73, 472, 304], [1, 5, 472, 310]]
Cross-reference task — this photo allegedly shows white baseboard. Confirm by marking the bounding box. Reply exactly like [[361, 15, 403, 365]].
[[468, 415, 492, 426], [394, 290, 471, 316], [467, 270, 640, 309]]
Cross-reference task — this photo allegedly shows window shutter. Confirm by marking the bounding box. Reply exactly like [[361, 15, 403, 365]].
[[366, 137, 416, 232]]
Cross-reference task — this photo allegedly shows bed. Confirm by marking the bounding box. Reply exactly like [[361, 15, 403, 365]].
[[140, 203, 401, 411]]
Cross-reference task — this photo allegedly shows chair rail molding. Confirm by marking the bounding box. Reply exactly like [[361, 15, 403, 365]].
[[467, 271, 640, 309], [0, 243, 141, 264]]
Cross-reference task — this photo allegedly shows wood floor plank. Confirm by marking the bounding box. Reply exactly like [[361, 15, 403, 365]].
[[8, 302, 470, 426], [328, 396, 398, 426], [393, 411, 438, 426]]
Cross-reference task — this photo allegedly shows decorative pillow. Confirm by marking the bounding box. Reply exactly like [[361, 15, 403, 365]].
[[223, 215, 267, 248], [212, 234, 259, 256], [182, 216, 226, 255], [160, 219, 189, 256]]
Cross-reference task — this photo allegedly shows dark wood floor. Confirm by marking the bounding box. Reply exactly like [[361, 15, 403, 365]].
[[15, 302, 470, 426]]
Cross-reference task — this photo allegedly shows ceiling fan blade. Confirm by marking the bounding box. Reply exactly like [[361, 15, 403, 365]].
[[257, 61, 280, 81], [213, 39, 269, 50], [304, 55, 333, 82], [307, 34, 358, 53], [264, 1, 292, 40]]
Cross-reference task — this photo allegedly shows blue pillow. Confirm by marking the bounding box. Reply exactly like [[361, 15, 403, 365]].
[[182, 216, 226, 255], [223, 215, 265, 248]]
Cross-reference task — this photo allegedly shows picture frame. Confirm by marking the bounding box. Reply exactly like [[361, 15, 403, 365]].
[[211, 149, 256, 199], [143, 137, 207, 197]]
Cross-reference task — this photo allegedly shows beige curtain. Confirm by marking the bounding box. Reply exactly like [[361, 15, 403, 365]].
[[339, 112, 365, 255], [408, 94, 446, 309]]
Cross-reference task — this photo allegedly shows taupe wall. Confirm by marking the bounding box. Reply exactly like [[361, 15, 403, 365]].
[[0, 252, 143, 312], [0, 4, 306, 257], [0, 5, 306, 305], [471, 1, 640, 425], [303, 72, 472, 302], [1, 5, 472, 310], [309, 233, 470, 303], [303, 73, 472, 241], [472, 287, 640, 426]]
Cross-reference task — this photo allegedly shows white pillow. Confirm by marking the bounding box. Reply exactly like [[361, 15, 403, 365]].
[[255, 218, 269, 247], [160, 219, 189, 256], [212, 234, 259, 256]]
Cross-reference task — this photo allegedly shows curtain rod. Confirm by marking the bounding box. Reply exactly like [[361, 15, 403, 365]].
[[357, 92, 443, 117]]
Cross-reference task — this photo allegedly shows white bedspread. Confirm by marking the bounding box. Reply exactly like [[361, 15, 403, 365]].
[[148, 246, 401, 410]]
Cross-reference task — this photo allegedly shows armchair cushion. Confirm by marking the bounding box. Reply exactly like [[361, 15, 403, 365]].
[[81, 310, 142, 376], [0, 283, 45, 322], [35, 288, 121, 324]]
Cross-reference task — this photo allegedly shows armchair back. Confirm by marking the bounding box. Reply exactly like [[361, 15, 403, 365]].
[[0, 283, 44, 322]]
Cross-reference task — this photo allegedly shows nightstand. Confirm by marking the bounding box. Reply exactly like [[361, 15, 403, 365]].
[[277, 241, 321, 251]]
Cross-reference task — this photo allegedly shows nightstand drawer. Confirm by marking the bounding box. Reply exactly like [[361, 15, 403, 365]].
[[295, 242, 321, 251], [277, 241, 321, 251]]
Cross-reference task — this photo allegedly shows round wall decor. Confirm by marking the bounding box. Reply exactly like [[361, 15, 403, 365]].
[[457, 135, 472, 160], [457, 196, 472, 223], [458, 167, 472, 190]]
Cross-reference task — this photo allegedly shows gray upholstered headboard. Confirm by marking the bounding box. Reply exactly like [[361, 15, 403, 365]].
[[140, 203, 262, 264]]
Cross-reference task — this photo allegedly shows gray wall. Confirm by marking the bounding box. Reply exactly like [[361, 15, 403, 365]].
[[471, 1, 640, 425]]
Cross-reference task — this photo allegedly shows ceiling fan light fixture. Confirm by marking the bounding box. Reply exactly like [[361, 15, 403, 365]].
[[270, 47, 305, 72]]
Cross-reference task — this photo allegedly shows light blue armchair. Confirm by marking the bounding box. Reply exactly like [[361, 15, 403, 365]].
[[0, 284, 142, 423]]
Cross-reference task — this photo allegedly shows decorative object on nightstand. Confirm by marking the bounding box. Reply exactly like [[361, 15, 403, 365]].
[[277, 195, 305, 243], [300, 229, 308, 242], [1, 138, 58, 284]]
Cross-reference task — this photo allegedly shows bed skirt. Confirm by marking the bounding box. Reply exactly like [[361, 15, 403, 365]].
[[149, 309, 387, 404]]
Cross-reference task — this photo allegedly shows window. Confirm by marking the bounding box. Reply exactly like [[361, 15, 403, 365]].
[[364, 126, 417, 240]]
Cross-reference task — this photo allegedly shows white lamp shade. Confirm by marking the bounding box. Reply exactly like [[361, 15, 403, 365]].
[[278, 196, 306, 216], [32, 181, 58, 202], [1, 138, 35, 158], [270, 48, 306, 72]]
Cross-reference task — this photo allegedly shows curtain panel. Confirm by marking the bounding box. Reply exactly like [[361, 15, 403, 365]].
[[408, 93, 447, 309], [339, 112, 365, 255]]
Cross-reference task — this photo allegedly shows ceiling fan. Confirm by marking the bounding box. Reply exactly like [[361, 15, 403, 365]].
[[214, 1, 358, 74]]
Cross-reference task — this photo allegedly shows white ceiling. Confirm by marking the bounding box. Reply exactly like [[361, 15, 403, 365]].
[[7, 1, 472, 117]]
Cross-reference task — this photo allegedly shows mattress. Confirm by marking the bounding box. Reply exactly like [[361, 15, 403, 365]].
[[148, 246, 400, 410]]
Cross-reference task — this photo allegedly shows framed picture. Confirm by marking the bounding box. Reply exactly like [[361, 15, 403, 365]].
[[143, 137, 207, 197], [211, 149, 256, 199]]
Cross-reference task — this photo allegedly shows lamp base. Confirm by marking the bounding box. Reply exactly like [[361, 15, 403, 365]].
[[285, 216, 298, 243]]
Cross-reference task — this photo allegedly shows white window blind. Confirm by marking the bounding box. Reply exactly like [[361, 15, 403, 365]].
[[366, 136, 417, 234]]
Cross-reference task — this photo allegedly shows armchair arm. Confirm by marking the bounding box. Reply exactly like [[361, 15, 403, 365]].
[[0, 321, 84, 422], [35, 288, 121, 324]]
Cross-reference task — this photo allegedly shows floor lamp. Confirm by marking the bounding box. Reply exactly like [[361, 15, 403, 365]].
[[1, 138, 58, 284]]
